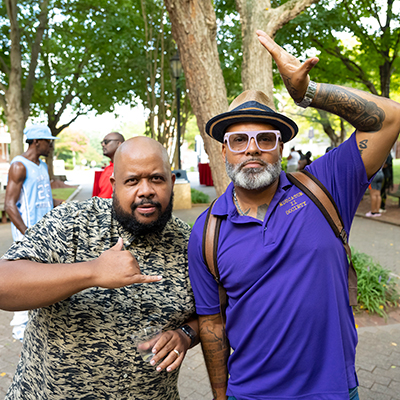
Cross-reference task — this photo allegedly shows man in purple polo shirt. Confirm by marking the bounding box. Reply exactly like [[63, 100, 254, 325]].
[[188, 31, 400, 400]]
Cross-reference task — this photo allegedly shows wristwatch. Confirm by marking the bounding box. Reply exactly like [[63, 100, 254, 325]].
[[295, 80, 317, 108], [180, 325, 196, 347]]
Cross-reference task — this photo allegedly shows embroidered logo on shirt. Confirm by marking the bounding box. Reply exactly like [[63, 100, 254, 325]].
[[279, 191, 307, 215]]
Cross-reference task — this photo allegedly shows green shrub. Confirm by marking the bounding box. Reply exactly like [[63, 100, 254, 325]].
[[281, 158, 288, 172], [191, 188, 210, 204], [352, 247, 399, 317]]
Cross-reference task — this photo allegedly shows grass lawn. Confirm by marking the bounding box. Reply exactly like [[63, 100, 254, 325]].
[[51, 187, 77, 201], [393, 158, 400, 184]]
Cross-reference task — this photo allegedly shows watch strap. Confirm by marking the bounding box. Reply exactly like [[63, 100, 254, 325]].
[[180, 324, 196, 347], [295, 80, 317, 108]]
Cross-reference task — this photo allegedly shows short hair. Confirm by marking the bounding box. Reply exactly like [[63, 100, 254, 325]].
[[26, 139, 34, 145]]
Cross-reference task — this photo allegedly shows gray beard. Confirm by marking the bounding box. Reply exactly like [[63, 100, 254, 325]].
[[225, 156, 282, 190]]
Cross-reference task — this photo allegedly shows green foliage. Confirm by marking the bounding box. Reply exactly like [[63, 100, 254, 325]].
[[191, 188, 210, 204], [275, 0, 400, 97], [393, 158, 400, 184], [352, 247, 399, 317], [281, 157, 287, 172]]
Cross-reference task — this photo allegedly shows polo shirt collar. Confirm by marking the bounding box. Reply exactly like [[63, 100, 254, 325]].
[[211, 171, 294, 219]]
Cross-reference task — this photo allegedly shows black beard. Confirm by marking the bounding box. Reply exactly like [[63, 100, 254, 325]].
[[112, 192, 174, 237]]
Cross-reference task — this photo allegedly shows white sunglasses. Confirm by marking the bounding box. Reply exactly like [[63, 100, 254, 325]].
[[224, 130, 281, 153]]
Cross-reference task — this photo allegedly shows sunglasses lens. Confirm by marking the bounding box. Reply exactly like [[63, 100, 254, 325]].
[[227, 134, 249, 152], [227, 132, 278, 152], [257, 131, 278, 150]]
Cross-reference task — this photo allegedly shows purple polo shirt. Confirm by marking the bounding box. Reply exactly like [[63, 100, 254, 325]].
[[188, 133, 370, 400]]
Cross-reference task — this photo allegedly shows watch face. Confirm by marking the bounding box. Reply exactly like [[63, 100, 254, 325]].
[[181, 325, 195, 339]]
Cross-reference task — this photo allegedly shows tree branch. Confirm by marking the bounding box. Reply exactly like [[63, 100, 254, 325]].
[[311, 38, 379, 95], [0, 92, 6, 112], [0, 55, 10, 76], [54, 112, 82, 135], [267, 0, 319, 37], [0, 81, 7, 94], [22, 0, 50, 116]]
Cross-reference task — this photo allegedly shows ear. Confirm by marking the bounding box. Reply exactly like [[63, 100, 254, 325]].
[[222, 143, 227, 162], [279, 141, 284, 156], [110, 173, 115, 188], [171, 172, 176, 187]]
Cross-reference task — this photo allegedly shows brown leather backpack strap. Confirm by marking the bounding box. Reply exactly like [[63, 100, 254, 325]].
[[287, 171, 357, 306], [202, 198, 227, 326]]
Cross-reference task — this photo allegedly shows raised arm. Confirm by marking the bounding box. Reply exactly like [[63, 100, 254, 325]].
[[0, 238, 162, 311], [199, 314, 230, 400], [257, 30, 400, 178], [4, 162, 28, 235]]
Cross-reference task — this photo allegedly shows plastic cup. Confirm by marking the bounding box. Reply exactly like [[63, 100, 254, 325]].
[[131, 325, 162, 362]]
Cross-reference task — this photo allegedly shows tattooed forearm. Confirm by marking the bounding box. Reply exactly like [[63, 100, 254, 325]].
[[199, 315, 229, 399], [359, 139, 368, 156], [313, 84, 386, 132]]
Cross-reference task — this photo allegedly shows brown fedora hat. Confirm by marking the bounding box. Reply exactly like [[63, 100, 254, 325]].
[[205, 90, 298, 143]]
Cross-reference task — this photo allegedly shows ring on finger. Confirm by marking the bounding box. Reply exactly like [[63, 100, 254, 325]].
[[173, 349, 180, 357]]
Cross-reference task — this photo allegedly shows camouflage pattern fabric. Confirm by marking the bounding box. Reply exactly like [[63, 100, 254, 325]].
[[2, 198, 195, 399]]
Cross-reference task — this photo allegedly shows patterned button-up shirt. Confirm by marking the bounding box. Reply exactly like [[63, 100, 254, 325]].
[[2, 198, 195, 400]]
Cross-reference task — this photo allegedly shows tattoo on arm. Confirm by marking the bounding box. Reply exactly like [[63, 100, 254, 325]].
[[313, 84, 385, 132], [199, 315, 229, 398], [256, 204, 269, 221], [359, 139, 368, 156], [282, 74, 302, 102]]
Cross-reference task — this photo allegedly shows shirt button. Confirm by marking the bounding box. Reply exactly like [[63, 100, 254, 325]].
[[123, 373, 127, 378]]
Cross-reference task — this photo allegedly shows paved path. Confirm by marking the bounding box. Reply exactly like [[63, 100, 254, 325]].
[[1, 169, 400, 399]]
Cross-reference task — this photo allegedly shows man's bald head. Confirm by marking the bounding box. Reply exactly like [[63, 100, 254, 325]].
[[114, 136, 171, 177]]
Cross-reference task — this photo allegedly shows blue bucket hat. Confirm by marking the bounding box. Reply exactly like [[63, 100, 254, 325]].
[[24, 125, 59, 140], [205, 90, 298, 143]]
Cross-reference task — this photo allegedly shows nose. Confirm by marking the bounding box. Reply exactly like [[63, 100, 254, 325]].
[[245, 137, 261, 155], [137, 179, 156, 199]]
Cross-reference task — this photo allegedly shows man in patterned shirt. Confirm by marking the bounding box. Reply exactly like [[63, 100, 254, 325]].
[[0, 137, 198, 400]]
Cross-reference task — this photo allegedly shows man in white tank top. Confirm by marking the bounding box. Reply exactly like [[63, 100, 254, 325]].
[[4, 125, 60, 341]]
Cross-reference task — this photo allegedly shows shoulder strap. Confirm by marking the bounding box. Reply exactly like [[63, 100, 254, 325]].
[[202, 198, 228, 326], [287, 170, 357, 306]]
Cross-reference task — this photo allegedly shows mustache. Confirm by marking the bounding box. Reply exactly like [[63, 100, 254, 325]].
[[130, 199, 162, 212], [237, 158, 269, 170]]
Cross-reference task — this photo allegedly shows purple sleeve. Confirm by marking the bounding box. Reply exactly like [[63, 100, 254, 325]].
[[188, 211, 221, 315], [307, 132, 371, 233]]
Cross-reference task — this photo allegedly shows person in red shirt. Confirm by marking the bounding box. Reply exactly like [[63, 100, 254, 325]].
[[96, 132, 125, 198]]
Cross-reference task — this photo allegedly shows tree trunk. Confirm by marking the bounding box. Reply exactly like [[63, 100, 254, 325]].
[[236, 0, 275, 104], [164, 0, 230, 196], [237, 0, 319, 106], [5, 0, 24, 159], [5, 0, 49, 160]]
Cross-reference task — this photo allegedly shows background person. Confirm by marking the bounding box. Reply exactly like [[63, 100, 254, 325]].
[[96, 131, 125, 198], [365, 167, 384, 217], [0, 137, 197, 399], [297, 150, 312, 170], [286, 146, 300, 172], [4, 124, 60, 341], [380, 153, 393, 212], [188, 30, 400, 400]]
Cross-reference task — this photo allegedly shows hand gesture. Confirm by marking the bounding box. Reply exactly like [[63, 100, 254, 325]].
[[256, 30, 319, 102], [149, 328, 192, 372], [90, 238, 162, 288]]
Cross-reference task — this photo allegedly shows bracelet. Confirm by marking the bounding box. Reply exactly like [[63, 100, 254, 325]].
[[295, 80, 317, 108]]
